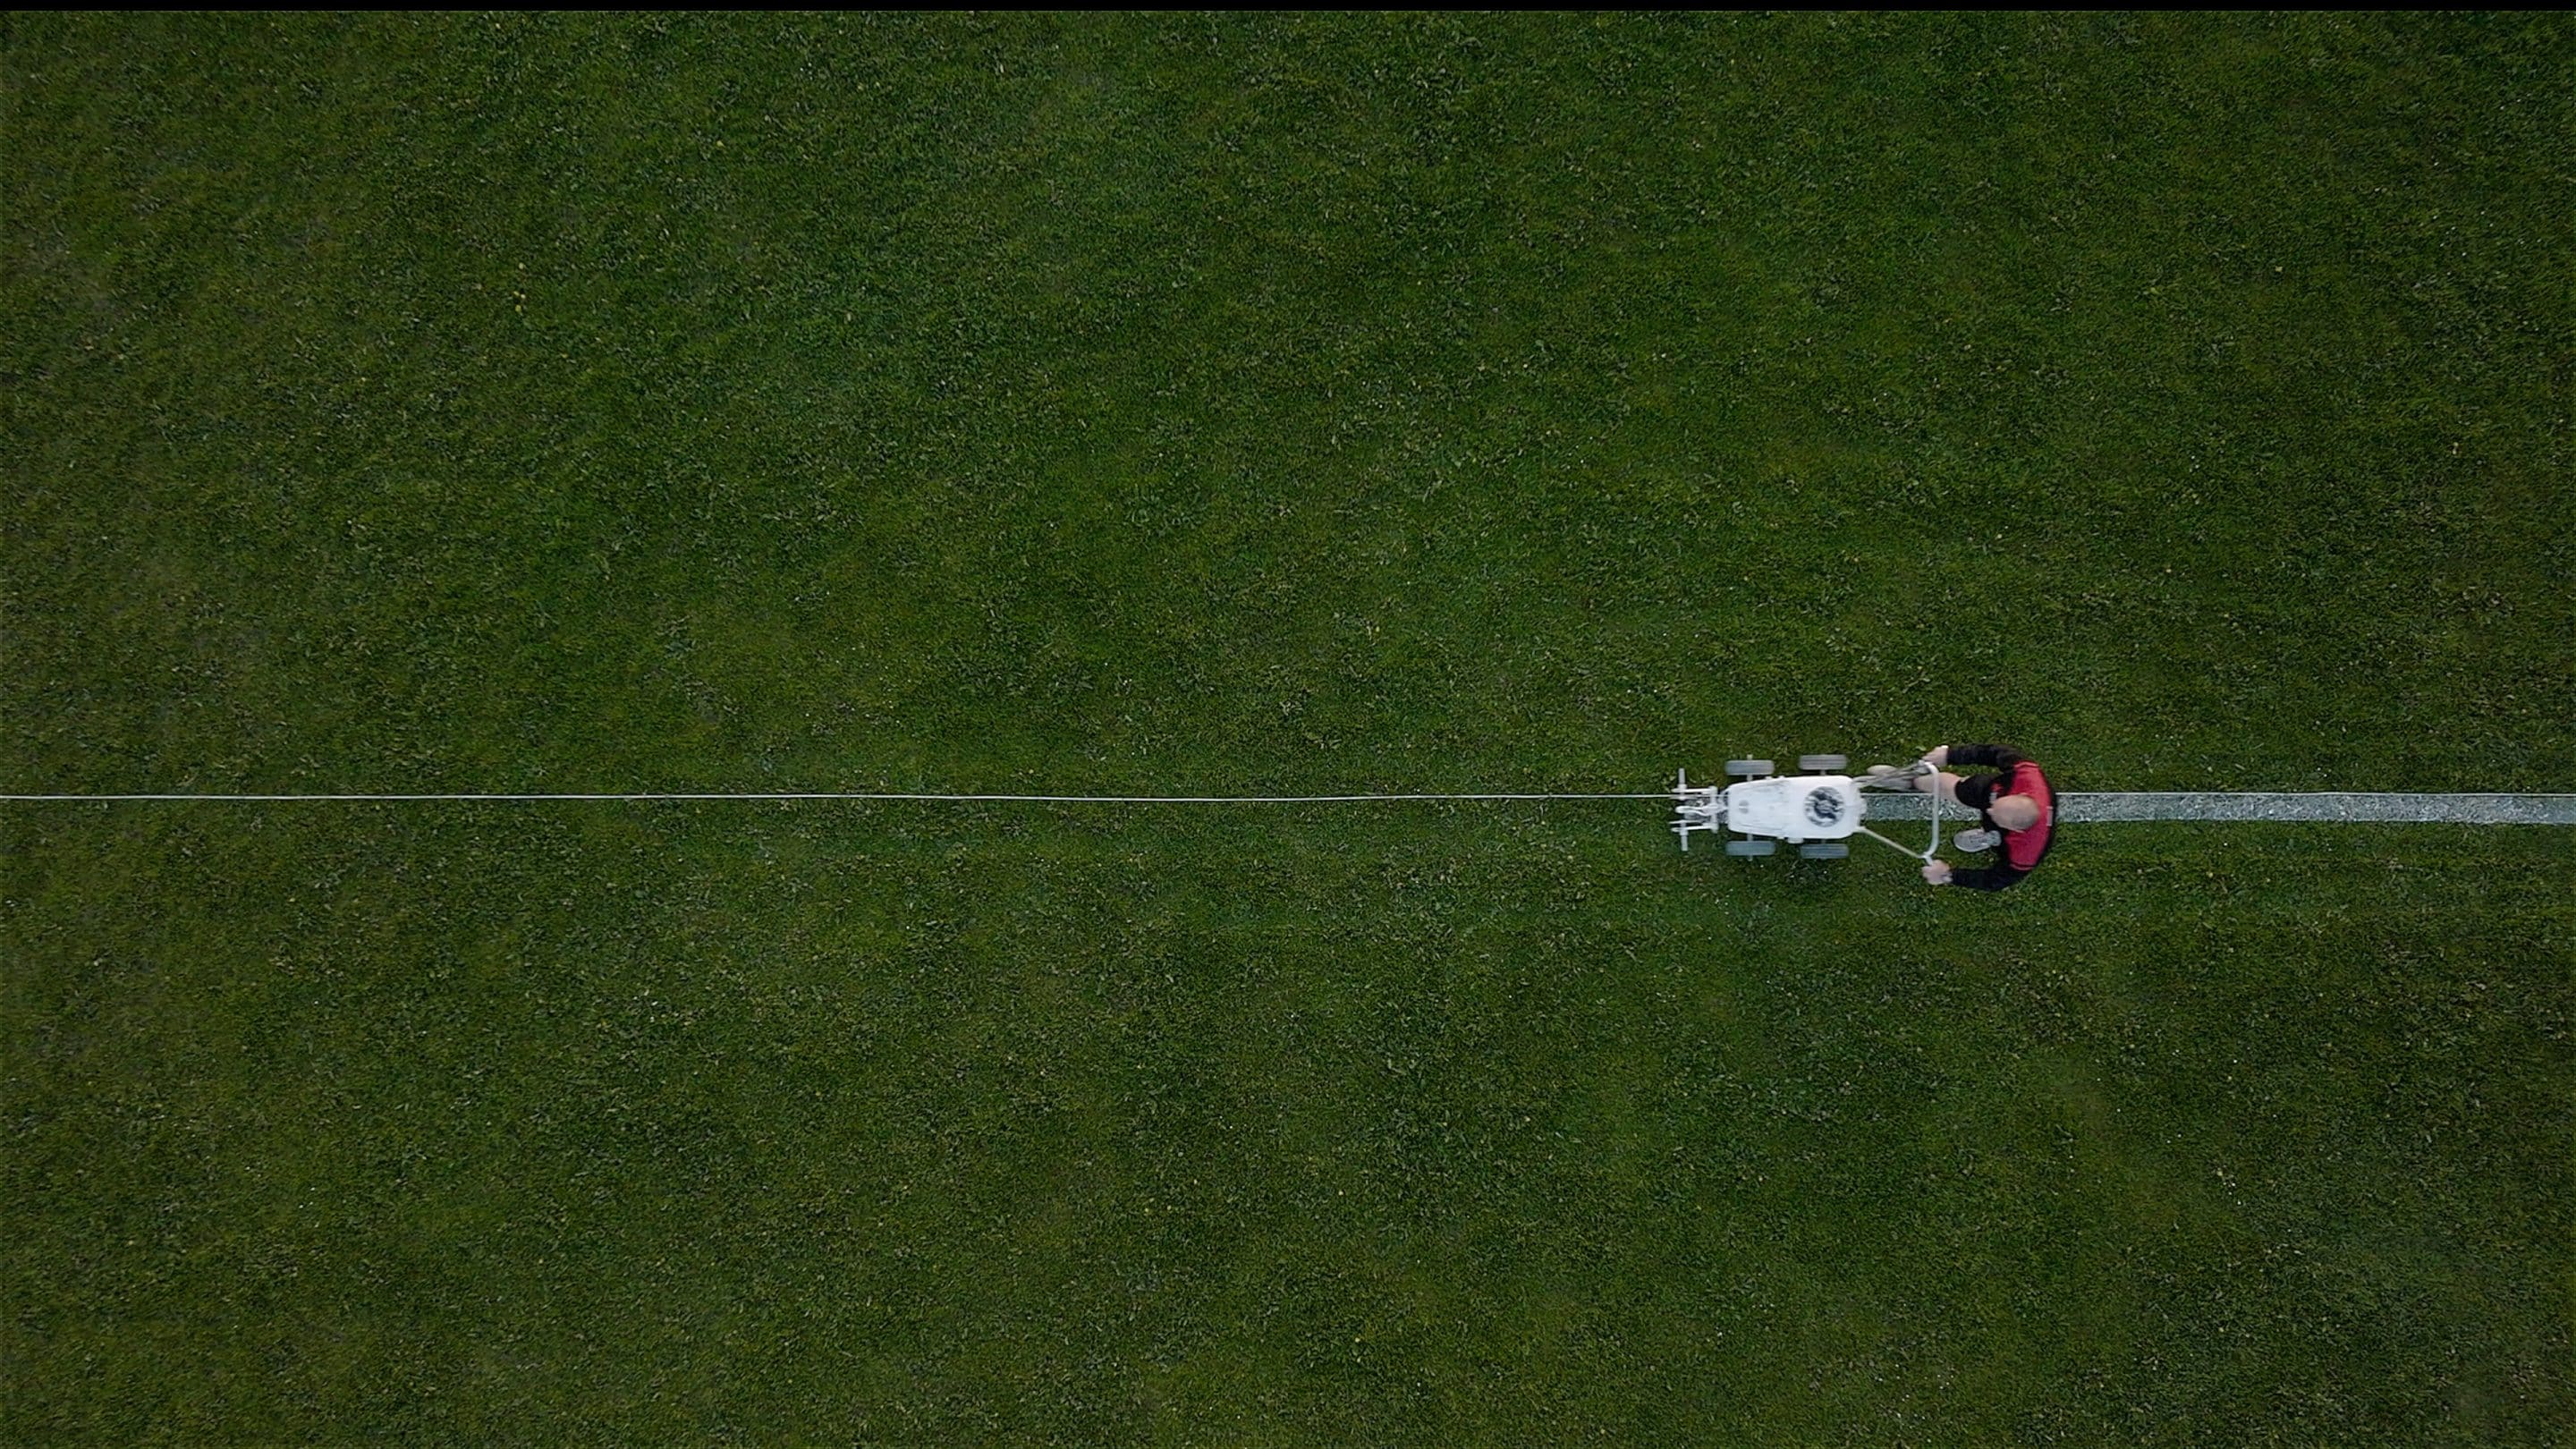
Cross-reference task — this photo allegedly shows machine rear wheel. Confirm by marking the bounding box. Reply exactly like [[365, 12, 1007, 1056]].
[[1798, 843, 1849, 860], [1724, 838, 1775, 857], [1798, 753, 1847, 772], [1724, 759, 1773, 777]]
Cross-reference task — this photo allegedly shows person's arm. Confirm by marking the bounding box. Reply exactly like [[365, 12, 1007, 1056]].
[[1942, 859, 2027, 891], [1944, 743, 2027, 771]]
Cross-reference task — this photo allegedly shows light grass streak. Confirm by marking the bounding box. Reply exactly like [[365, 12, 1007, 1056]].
[[3, 791, 2569, 821]]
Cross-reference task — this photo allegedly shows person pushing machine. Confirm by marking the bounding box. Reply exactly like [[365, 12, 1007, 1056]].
[[1876, 743, 2056, 890]]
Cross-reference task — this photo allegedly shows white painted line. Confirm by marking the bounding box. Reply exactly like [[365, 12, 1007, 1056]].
[[1863, 792, 2575, 826], [2071, 792, 2575, 824]]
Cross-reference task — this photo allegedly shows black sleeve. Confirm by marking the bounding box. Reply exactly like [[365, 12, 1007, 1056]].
[[1945, 743, 2027, 771], [1953, 772, 2002, 811], [1947, 861, 2028, 891]]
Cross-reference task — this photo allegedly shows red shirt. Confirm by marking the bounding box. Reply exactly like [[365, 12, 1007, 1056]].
[[2003, 759, 2054, 870]]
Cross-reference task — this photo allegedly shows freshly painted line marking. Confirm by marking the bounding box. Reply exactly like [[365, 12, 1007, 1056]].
[[2069, 792, 2575, 824], [2, 791, 2568, 821], [1864, 792, 2575, 825]]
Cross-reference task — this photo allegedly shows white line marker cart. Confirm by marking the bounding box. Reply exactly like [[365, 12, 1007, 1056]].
[[1672, 756, 1945, 862]]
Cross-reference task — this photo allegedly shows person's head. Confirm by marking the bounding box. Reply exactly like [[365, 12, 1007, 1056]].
[[1989, 794, 2041, 832]]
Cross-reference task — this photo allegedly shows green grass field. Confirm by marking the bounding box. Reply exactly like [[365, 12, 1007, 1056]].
[[4, 12, 2570, 1444]]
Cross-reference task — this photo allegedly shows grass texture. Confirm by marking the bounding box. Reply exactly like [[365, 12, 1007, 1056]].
[[4, 12, 2571, 1444]]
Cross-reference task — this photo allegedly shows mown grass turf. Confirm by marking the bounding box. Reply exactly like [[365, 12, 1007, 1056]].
[[4, 11, 2571, 1445], [4, 812, 2568, 1442]]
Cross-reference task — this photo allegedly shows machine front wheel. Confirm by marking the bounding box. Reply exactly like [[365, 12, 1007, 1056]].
[[1724, 759, 1773, 777], [1798, 753, 1847, 771], [1724, 838, 1776, 857], [1798, 843, 1849, 860]]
